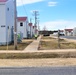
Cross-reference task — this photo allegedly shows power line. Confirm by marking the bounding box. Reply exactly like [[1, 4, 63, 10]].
[[20, 0, 28, 17]]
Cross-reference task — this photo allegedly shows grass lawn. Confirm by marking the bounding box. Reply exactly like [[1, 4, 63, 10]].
[[0, 39, 33, 50], [39, 36, 76, 50]]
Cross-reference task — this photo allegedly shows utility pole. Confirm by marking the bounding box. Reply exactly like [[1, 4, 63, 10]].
[[58, 30, 60, 48], [14, 0, 17, 50], [33, 11, 39, 35]]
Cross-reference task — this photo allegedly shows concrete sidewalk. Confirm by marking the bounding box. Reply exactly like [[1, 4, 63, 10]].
[[0, 35, 76, 53], [50, 35, 76, 43], [23, 35, 42, 51]]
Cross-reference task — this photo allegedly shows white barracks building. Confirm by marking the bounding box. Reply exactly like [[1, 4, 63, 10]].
[[17, 17, 29, 38], [0, 0, 15, 45]]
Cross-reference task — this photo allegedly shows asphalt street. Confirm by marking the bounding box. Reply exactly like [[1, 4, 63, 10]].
[[0, 67, 76, 75], [60, 36, 76, 40]]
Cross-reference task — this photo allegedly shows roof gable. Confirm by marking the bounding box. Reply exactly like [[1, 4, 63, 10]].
[[65, 29, 73, 32], [0, 0, 8, 2], [29, 23, 32, 26], [17, 17, 27, 21]]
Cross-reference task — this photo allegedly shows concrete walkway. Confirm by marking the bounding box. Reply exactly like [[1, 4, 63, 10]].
[[23, 35, 42, 51], [50, 35, 76, 43], [0, 35, 76, 53]]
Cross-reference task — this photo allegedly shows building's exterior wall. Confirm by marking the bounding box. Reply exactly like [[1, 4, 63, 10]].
[[28, 23, 33, 38], [29, 26, 33, 38], [64, 29, 73, 36], [25, 19, 29, 38], [73, 27, 76, 36], [32, 26, 35, 36], [0, 0, 15, 45], [17, 21, 24, 38], [27, 24, 31, 38], [6, 0, 15, 43], [25, 19, 28, 38], [31, 26, 33, 37], [17, 20, 28, 38], [0, 4, 6, 45]]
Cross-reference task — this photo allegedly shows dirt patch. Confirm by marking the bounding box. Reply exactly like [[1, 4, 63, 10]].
[[0, 58, 76, 67], [0, 40, 33, 50], [41, 36, 56, 39], [0, 52, 76, 59], [39, 36, 76, 50]]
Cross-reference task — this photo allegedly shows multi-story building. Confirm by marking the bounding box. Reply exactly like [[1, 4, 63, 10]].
[[0, 0, 15, 45]]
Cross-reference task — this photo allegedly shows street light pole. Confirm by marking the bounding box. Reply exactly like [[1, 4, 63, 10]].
[[14, 0, 17, 50]]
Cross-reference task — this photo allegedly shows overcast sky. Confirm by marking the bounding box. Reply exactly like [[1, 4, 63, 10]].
[[17, 0, 76, 30]]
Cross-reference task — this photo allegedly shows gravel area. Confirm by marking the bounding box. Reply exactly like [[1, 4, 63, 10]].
[[0, 58, 76, 67]]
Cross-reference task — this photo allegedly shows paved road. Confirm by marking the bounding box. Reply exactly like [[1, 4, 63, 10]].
[[60, 36, 76, 40], [0, 67, 76, 75]]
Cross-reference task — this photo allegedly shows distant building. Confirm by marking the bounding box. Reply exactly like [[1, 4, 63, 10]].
[[28, 23, 33, 38], [0, 0, 15, 45], [28, 23, 39, 38], [64, 29, 73, 36], [17, 17, 28, 39], [73, 27, 76, 36], [32, 26, 35, 36], [59, 30, 64, 36], [36, 29, 39, 36]]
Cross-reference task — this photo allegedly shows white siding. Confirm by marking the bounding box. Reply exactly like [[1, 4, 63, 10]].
[[28, 24, 30, 35], [24, 21, 28, 38], [73, 27, 76, 36], [6, 0, 15, 43], [29, 25, 33, 38], [0, 0, 15, 45], [33, 27, 35, 36], [17, 21, 27, 38], [31, 26, 33, 37], [0, 4, 6, 45], [26, 19, 29, 38]]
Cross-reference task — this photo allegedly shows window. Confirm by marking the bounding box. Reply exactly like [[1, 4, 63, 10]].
[[7, 8, 9, 11], [20, 22, 23, 26], [7, 26, 9, 29], [1, 25, 5, 27]]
